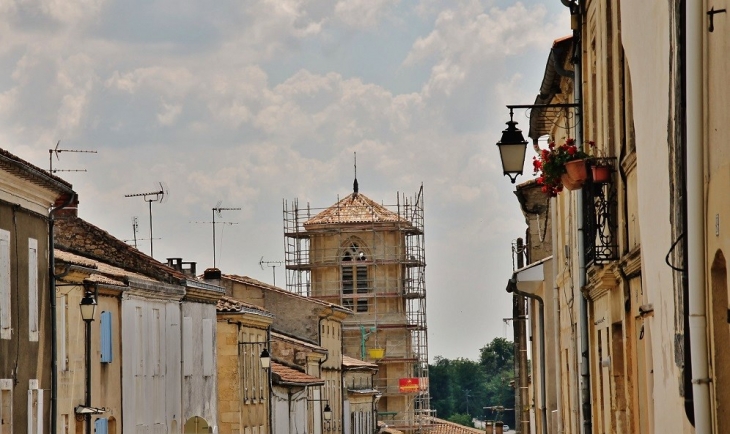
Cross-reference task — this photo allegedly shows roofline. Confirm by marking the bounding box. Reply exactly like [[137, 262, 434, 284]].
[[0, 148, 74, 193]]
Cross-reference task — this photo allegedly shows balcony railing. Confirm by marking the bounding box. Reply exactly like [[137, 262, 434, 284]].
[[583, 158, 618, 265]]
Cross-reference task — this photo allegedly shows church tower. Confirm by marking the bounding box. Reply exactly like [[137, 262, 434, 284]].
[[284, 184, 430, 432]]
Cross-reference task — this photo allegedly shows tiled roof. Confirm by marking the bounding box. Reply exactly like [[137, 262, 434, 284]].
[[272, 331, 326, 352], [304, 193, 409, 227], [55, 249, 154, 285], [271, 362, 324, 386], [343, 355, 378, 369], [55, 215, 185, 284], [217, 295, 272, 316], [424, 417, 485, 434], [222, 274, 351, 313], [0, 148, 74, 193]]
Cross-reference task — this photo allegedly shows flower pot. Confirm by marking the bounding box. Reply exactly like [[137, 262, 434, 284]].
[[591, 165, 612, 183], [564, 159, 588, 182], [561, 173, 583, 191]]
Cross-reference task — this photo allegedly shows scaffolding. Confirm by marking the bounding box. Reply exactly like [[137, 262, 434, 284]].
[[283, 186, 431, 432]]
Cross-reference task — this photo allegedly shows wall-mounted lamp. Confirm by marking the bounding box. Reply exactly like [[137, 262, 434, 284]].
[[308, 399, 333, 421], [239, 341, 272, 369], [496, 108, 528, 184], [78, 286, 98, 434]]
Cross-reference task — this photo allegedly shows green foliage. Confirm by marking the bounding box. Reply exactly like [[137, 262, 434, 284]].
[[429, 338, 516, 427], [446, 413, 473, 427]]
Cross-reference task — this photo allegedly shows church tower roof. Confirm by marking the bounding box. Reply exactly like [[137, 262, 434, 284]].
[[303, 192, 409, 228]]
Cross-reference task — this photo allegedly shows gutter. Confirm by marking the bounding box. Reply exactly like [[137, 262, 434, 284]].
[[686, 0, 712, 431], [49, 192, 77, 434]]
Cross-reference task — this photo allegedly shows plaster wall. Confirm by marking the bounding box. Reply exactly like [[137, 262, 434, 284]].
[[181, 301, 218, 430]]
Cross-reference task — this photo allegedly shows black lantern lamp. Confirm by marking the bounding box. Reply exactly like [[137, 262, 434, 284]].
[[496, 108, 529, 183], [259, 348, 271, 369], [79, 292, 97, 322], [323, 403, 333, 421]]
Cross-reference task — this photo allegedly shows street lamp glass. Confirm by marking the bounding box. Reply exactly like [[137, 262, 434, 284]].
[[496, 119, 528, 183], [260, 348, 271, 369], [79, 293, 97, 321], [323, 404, 332, 421]]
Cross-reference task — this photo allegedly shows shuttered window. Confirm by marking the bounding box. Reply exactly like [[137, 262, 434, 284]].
[[27, 379, 42, 434], [0, 379, 13, 433], [0, 230, 10, 340], [28, 238, 38, 341], [202, 318, 213, 377], [95, 417, 109, 434], [100, 311, 113, 363], [183, 317, 192, 376]]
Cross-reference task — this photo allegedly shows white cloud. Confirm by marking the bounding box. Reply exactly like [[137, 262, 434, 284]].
[[334, 0, 399, 29]]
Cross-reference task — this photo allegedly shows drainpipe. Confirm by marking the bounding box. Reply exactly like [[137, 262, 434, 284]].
[[686, 0, 712, 431], [551, 200, 563, 434], [49, 192, 76, 434], [507, 275, 547, 434], [567, 2, 592, 432]]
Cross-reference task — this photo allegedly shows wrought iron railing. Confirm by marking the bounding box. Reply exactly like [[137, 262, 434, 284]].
[[583, 158, 619, 264]]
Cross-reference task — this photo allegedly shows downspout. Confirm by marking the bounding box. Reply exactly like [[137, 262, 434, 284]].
[[268, 327, 274, 434], [551, 200, 563, 434], [507, 277, 547, 434], [49, 192, 76, 434], [568, 2, 592, 432], [686, 0, 712, 431]]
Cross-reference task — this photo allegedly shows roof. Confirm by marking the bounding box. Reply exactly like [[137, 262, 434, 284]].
[[271, 362, 324, 386], [54, 215, 186, 284], [343, 355, 378, 369], [304, 192, 410, 228], [272, 331, 326, 353], [425, 417, 486, 434], [55, 249, 155, 286], [222, 274, 351, 313], [217, 295, 273, 316], [0, 148, 74, 193]]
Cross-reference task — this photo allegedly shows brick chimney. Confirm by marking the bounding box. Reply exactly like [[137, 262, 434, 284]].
[[53, 193, 79, 217]]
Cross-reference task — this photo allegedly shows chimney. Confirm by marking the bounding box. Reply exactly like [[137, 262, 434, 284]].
[[167, 258, 197, 277], [53, 193, 79, 217], [203, 267, 222, 285]]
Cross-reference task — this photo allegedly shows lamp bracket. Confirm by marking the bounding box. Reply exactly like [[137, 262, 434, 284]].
[[506, 103, 581, 142]]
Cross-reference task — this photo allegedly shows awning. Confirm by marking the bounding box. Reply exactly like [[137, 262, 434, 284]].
[[507, 256, 552, 294]]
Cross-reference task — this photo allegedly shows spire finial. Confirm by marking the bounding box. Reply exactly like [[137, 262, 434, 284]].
[[353, 152, 359, 194]]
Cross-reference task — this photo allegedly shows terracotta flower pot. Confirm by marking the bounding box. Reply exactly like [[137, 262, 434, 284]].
[[564, 159, 588, 182], [591, 165, 612, 183], [561, 173, 583, 191]]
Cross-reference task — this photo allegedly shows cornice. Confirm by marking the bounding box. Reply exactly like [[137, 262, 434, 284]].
[[585, 262, 620, 301], [620, 245, 642, 278]]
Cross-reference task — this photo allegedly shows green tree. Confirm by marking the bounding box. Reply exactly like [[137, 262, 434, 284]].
[[446, 413, 473, 427]]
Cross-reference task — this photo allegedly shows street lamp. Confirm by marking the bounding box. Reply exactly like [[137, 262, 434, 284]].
[[323, 403, 333, 421], [79, 291, 96, 434], [496, 108, 529, 184], [259, 348, 271, 369]]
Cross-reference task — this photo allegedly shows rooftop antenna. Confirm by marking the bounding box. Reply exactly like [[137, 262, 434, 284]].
[[122, 216, 161, 248], [48, 140, 97, 173], [212, 202, 241, 268], [124, 182, 168, 258], [259, 257, 283, 286], [353, 152, 359, 194]]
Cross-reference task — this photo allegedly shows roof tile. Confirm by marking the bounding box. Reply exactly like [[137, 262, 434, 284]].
[[271, 362, 324, 386], [304, 193, 409, 227]]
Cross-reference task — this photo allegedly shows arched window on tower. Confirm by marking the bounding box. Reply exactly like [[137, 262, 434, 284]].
[[341, 242, 370, 312]]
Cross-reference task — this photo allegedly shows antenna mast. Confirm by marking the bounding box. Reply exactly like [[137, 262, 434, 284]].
[[124, 182, 169, 258], [212, 202, 241, 268], [49, 140, 97, 173], [259, 257, 283, 286]]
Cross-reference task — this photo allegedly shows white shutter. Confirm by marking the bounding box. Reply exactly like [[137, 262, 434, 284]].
[[28, 379, 42, 434], [28, 238, 38, 341], [183, 317, 192, 376], [202, 318, 213, 376], [58, 295, 68, 371], [0, 379, 13, 433], [0, 230, 10, 340]]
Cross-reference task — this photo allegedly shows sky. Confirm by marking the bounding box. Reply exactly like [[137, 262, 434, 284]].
[[1, 0, 570, 362]]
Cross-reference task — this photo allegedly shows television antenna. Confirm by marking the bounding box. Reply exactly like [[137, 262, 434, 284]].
[[259, 257, 283, 286], [48, 140, 97, 173], [124, 182, 168, 258], [121, 216, 161, 249], [212, 202, 241, 268]]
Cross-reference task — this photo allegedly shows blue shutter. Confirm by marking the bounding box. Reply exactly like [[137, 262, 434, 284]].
[[100, 311, 113, 363], [94, 418, 108, 434]]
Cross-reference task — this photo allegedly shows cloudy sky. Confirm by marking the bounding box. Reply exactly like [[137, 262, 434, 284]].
[[2, 0, 569, 361]]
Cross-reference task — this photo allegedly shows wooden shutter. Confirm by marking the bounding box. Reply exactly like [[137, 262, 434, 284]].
[[183, 317, 192, 376], [202, 318, 213, 376], [100, 311, 113, 363], [0, 230, 10, 339], [94, 418, 109, 434], [28, 238, 38, 341]]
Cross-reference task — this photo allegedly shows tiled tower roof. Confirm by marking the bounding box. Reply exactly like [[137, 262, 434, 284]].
[[304, 192, 408, 227]]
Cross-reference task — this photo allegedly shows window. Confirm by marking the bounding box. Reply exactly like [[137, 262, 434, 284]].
[[28, 238, 38, 341], [94, 418, 108, 434], [100, 311, 113, 363], [202, 318, 213, 377], [183, 317, 193, 377], [1, 379, 12, 434], [58, 295, 68, 371], [0, 230, 10, 340], [27, 379, 42, 434], [341, 242, 370, 312]]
